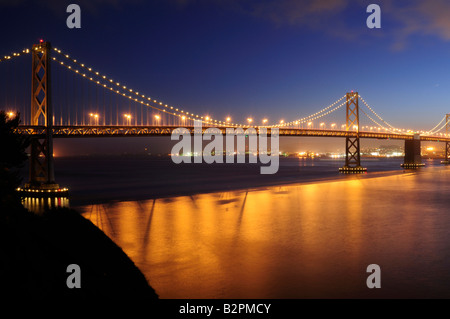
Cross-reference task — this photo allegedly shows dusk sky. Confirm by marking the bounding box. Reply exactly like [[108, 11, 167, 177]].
[[2, 0, 450, 154]]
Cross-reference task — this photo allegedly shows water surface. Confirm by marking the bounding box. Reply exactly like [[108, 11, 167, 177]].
[[70, 158, 450, 298]]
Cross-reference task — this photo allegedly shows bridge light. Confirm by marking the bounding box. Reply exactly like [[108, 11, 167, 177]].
[[307, 122, 312, 126], [7, 111, 15, 118], [280, 120, 284, 124], [226, 117, 231, 122], [154, 115, 160, 120], [181, 116, 186, 120], [205, 116, 210, 121], [247, 118, 253, 123], [262, 119, 268, 124]]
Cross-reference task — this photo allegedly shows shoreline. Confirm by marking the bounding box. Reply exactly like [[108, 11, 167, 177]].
[[1, 205, 159, 299]]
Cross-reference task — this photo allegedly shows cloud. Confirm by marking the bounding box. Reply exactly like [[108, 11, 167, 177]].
[[216, 0, 450, 50], [378, 0, 450, 50], [4, 0, 450, 49], [241, 0, 450, 50], [410, 0, 450, 40], [249, 0, 350, 27]]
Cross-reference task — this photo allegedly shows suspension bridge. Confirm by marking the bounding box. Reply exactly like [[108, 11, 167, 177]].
[[2, 41, 450, 196]]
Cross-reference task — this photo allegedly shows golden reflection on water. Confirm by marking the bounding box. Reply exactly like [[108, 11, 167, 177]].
[[22, 197, 70, 214], [79, 168, 450, 298]]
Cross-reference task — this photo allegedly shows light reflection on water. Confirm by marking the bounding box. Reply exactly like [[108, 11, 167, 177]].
[[22, 196, 70, 214], [78, 166, 450, 298]]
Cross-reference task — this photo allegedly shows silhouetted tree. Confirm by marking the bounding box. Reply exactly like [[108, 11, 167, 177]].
[[0, 111, 29, 209]]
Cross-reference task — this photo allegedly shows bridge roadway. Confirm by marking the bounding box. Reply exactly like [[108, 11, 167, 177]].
[[14, 125, 450, 142]]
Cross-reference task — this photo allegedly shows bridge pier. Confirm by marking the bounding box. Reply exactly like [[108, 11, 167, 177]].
[[441, 141, 450, 165], [339, 92, 367, 173], [18, 41, 68, 197], [401, 134, 425, 168]]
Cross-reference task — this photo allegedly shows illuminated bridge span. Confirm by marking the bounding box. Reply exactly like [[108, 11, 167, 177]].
[[13, 125, 450, 141], [2, 41, 450, 195]]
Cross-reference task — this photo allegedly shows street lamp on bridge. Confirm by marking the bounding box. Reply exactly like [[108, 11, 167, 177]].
[[89, 113, 99, 125], [124, 114, 132, 125]]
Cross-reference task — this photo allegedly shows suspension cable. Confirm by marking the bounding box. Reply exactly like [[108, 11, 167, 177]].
[[423, 116, 446, 135], [359, 95, 397, 130], [52, 46, 351, 128]]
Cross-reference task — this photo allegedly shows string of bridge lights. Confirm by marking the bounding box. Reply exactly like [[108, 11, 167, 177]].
[[425, 120, 448, 136], [359, 108, 397, 134], [52, 47, 247, 127], [3, 44, 435, 134], [423, 115, 447, 135], [51, 46, 357, 128], [360, 95, 449, 136], [50, 54, 417, 134], [359, 95, 420, 134], [359, 95, 397, 130], [274, 99, 349, 128], [273, 95, 347, 127], [51, 55, 212, 125], [0, 48, 30, 63]]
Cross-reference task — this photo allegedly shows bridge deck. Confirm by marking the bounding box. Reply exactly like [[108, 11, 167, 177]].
[[14, 125, 449, 142]]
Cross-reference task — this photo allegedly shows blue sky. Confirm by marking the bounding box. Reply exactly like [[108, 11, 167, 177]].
[[2, 0, 450, 153]]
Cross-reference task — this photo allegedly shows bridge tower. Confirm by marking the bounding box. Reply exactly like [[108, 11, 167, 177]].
[[441, 114, 450, 165], [339, 92, 367, 173], [22, 41, 67, 196]]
